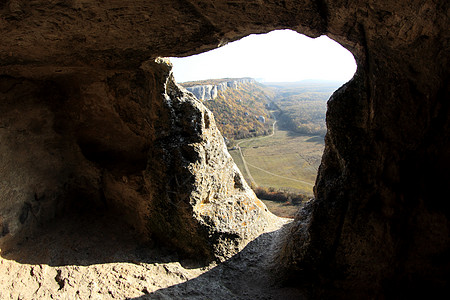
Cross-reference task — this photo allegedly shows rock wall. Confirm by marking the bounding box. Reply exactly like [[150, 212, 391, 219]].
[[0, 57, 276, 261], [0, 0, 449, 297], [184, 78, 255, 100], [278, 1, 450, 296], [186, 84, 218, 100]]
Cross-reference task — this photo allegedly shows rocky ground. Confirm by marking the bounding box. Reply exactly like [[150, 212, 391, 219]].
[[0, 212, 304, 300]]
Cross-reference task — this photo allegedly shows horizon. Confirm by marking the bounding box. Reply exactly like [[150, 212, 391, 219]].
[[170, 29, 357, 84], [179, 77, 344, 83], [179, 77, 346, 87]]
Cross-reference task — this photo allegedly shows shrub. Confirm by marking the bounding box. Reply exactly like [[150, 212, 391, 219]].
[[251, 185, 310, 205]]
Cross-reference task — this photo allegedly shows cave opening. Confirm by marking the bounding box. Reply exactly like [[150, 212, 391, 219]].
[[170, 29, 356, 218], [1, 1, 447, 297]]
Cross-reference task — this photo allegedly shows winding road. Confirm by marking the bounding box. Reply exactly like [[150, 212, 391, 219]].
[[236, 120, 314, 188]]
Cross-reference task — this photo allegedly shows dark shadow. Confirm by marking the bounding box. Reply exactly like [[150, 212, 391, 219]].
[[1, 211, 184, 267], [304, 135, 325, 145], [131, 223, 307, 300], [284, 130, 308, 138], [2, 211, 306, 299], [275, 117, 325, 143]]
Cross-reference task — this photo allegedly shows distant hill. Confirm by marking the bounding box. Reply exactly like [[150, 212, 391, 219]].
[[181, 78, 255, 101], [180, 78, 275, 140], [263, 79, 344, 89], [181, 77, 254, 88], [180, 78, 343, 139], [266, 80, 344, 136]]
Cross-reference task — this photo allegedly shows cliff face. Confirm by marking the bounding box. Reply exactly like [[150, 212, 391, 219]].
[[186, 84, 218, 100], [183, 78, 255, 100], [0, 0, 449, 298], [0, 58, 276, 261]]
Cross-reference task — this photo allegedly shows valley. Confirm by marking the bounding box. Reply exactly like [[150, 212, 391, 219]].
[[181, 78, 341, 217], [229, 122, 324, 218], [181, 78, 274, 140]]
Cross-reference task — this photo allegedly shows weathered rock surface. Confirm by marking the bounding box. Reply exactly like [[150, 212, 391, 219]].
[[0, 212, 294, 300], [0, 57, 277, 262], [186, 84, 218, 100], [183, 78, 255, 100], [0, 0, 449, 298]]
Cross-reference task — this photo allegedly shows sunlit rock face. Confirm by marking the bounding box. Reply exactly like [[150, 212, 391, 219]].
[[0, 57, 276, 261], [0, 0, 449, 297], [183, 78, 255, 100], [185, 84, 218, 100]]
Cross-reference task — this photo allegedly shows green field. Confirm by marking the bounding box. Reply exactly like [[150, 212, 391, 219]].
[[261, 200, 302, 219], [188, 79, 336, 217], [229, 128, 324, 197], [267, 80, 343, 136]]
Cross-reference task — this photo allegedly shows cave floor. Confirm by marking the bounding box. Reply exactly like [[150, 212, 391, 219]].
[[0, 212, 304, 299]]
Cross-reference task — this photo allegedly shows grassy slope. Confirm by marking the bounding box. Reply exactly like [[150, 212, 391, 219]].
[[181, 79, 275, 140], [206, 83, 273, 139], [229, 129, 324, 196], [191, 80, 337, 218], [229, 128, 324, 218], [268, 80, 343, 136], [227, 80, 336, 218]]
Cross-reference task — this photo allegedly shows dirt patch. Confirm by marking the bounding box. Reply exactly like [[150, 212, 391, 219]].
[[0, 211, 301, 299]]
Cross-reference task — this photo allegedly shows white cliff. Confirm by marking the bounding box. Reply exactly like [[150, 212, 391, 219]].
[[183, 78, 255, 100]]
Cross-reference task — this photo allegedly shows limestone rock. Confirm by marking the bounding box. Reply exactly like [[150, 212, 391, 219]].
[[0, 0, 449, 298], [185, 84, 218, 100], [0, 57, 276, 261], [0, 212, 292, 300], [183, 78, 255, 101]]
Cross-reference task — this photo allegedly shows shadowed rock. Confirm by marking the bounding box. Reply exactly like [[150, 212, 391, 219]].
[[0, 0, 449, 298], [0, 57, 277, 261]]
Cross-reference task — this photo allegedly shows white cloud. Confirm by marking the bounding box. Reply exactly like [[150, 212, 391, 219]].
[[170, 29, 357, 83]]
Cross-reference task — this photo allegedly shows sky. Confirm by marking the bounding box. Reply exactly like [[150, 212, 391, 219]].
[[170, 29, 357, 83]]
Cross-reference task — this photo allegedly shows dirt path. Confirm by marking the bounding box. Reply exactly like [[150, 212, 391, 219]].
[[236, 120, 314, 188], [235, 120, 277, 187], [237, 138, 257, 186], [246, 161, 314, 187]]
